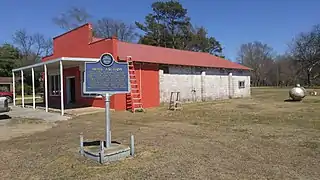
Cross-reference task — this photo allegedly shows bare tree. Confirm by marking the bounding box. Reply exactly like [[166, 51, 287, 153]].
[[94, 18, 138, 42], [12, 29, 52, 90], [237, 41, 275, 86], [236, 25, 320, 87], [275, 55, 298, 86], [53, 7, 91, 30], [53, 7, 138, 42], [33, 33, 53, 59], [290, 24, 320, 86], [12, 29, 52, 65]]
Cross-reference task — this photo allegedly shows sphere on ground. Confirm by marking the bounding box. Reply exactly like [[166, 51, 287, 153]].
[[300, 86, 307, 95], [289, 87, 305, 101]]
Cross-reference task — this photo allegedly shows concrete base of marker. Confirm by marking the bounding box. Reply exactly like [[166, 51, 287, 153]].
[[80, 139, 131, 164]]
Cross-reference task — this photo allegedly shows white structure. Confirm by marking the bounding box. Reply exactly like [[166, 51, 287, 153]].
[[11, 57, 99, 116], [159, 65, 250, 102]]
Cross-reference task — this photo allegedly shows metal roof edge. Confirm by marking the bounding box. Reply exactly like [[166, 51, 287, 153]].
[[12, 57, 100, 72]]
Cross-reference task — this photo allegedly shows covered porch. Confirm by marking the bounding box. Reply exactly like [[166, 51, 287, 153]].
[[11, 57, 100, 116]]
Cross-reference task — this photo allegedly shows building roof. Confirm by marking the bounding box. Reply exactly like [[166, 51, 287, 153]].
[[118, 41, 250, 70], [43, 23, 250, 70]]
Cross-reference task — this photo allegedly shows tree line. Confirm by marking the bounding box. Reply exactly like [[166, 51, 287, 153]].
[[1, 0, 319, 90], [237, 25, 320, 87]]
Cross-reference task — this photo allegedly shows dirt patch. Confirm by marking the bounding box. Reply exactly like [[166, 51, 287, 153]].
[[0, 118, 55, 141]]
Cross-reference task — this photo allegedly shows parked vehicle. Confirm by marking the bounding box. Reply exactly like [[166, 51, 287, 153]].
[[0, 97, 10, 113], [0, 91, 13, 103]]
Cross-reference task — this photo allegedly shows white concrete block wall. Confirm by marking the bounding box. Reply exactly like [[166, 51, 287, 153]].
[[159, 66, 202, 102], [232, 76, 251, 98], [204, 75, 229, 100], [159, 65, 251, 102]]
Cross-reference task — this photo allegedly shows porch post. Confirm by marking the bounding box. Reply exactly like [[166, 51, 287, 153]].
[[228, 72, 233, 98], [21, 70, 24, 108], [32, 67, 35, 109], [44, 64, 48, 112], [60, 60, 64, 116], [12, 71, 16, 106]]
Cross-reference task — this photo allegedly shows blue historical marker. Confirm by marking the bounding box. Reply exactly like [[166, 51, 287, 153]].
[[83, 53, 130, 94], [83, 53, 130, 148]]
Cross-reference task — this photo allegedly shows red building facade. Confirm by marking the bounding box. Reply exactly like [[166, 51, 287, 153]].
[[43, 24, 159, 110]]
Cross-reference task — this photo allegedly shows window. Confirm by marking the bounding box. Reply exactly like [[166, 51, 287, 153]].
[[81, 71, 102, 98], [195, 67, 203, 75], [239, 81, 245, 89], [49, 75, 61, 96], [159, 65, 169, 74], [219, 68, 226, 75]]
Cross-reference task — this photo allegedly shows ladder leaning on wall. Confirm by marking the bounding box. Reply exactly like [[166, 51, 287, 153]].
[[125, 56, 144, 113]]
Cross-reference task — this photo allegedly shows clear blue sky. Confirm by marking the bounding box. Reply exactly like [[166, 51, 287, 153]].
[[0, 0, 319, 61]]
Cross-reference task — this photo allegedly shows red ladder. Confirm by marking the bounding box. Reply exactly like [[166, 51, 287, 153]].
[[126, 57, 144, 113]]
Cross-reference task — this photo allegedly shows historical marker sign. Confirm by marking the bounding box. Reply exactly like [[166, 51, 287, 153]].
[[83, 53, 130, 94], [83, 53, 130, 148]]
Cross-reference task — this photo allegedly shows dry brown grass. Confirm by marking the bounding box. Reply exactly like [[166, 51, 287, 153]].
[[0, 88, 319, 179], [0, 117, 54, 141]]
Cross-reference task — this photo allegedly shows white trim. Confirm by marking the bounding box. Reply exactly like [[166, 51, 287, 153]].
[[61, 57, 99, 61], [12, 57, 99, 72], [21, 70, 24, 108], [12, 72, 15, 106], [32, 68, 35, 109], [60, 60, 64, 116], [44, 64, 48, 112]]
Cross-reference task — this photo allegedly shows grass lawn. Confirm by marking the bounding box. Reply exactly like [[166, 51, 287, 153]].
[[16, 94, 42, 98], [15, 96, 43, 105], [0, 88, 319, 179]]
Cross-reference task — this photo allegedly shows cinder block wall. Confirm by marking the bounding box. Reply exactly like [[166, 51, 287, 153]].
[[232, 76, 251, 98], [159, 65, 251, 102]]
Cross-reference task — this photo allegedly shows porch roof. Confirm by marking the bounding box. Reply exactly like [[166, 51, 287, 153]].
[[12, 57, 100, 72]]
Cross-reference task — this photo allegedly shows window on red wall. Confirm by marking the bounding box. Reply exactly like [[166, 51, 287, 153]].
[[49, 75, 61, 96]]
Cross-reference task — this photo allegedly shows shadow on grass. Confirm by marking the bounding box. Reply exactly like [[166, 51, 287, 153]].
[[284, 99, 302, 102], [83, 140, 121, 147]]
